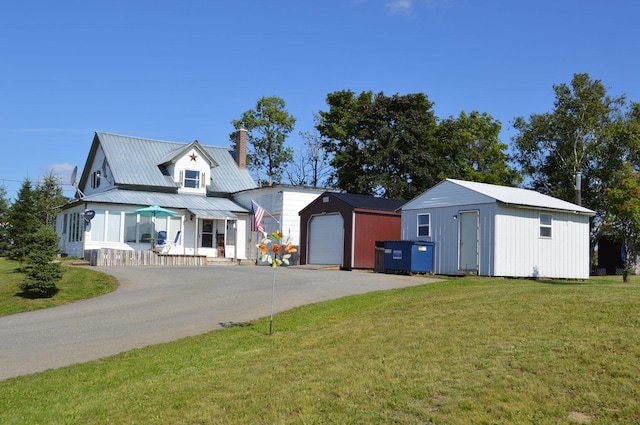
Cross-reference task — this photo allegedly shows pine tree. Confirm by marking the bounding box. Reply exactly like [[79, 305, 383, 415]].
[[19, 226, 64, 296], [0, 184, 10, 254], [6, 179, 40, 261]]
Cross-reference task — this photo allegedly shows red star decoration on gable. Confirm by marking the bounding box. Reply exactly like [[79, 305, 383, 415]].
[[189, 153, 198, 161]]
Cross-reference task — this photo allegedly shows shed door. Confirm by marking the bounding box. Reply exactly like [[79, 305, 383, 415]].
[[308, 214, 343, 265], [459, 211, 479, 273]]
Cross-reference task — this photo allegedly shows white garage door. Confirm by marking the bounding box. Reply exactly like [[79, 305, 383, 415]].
[[308, 214, 343, 265]]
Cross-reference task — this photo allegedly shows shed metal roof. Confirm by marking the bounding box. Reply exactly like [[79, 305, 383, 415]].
[[402, 179, 595, 215]]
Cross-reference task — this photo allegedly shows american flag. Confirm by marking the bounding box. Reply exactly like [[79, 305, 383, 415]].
[[251, 200, 265, 233]]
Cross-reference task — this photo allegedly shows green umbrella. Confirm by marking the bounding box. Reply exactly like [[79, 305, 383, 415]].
[[134, 205, 177, 218], [134, 205, 177, 248]]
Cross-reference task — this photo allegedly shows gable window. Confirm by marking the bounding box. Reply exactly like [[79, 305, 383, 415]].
[[91, 170, 101, 189], [417, 213, 430, 237], [184, 170, 200, 188], [540, 213, 552, 238]]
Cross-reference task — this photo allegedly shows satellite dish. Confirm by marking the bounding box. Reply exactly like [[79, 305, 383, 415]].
[[70, 165, 85, 198], [70, 165, 78, 185], [83, 209, 95, 222]]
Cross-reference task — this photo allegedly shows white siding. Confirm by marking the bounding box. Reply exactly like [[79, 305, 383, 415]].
[[233, 186, 325, 251], [81, 145, 115, 196], [402, 180, 496, 210], [176, 148, 210, 195], [494, 205, 590, 279], [402, 203, 497, 276], [401, 197, 590, 278], [281, 191, 323, 245]]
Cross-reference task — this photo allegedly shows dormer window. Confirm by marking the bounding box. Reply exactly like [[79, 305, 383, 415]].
[[184, 170, 201, 188]]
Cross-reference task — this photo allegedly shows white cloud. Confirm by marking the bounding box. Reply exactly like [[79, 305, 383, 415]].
[[42, 162, 77, 186], [386, 0, 414, 14]]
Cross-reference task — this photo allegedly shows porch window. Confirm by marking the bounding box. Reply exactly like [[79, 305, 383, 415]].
[[184, 170, 200, 188], [202, 219, 214, 248], [90, 211, 105, 241], [106, 212, 121, 242], [417, 213, 430, 237], [540, 213, 552, 238], [226, 220, 236, 245], [68, 212, 84, 243], [124, 213, 138, 242]]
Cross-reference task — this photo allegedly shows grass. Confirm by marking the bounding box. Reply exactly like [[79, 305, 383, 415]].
[[0, 257, 118, 316], [0, 273, 639, 424]]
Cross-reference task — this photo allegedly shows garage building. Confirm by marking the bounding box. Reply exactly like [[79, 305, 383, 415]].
[[299, 192, 405, 270]]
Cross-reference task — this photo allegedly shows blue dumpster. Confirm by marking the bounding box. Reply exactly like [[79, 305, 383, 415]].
[[384, 240, 434, 274]]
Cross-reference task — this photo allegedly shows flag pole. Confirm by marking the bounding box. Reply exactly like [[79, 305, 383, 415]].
[[269, 267, 276, 335]]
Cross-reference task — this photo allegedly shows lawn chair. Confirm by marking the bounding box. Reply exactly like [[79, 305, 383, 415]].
[[160, 230, 182, 254]]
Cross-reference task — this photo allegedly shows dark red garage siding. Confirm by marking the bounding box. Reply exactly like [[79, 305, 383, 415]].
[[353, 210, 401, 269], [300, 192, 405, 270]]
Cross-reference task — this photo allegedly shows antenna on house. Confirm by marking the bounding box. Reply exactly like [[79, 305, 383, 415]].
[[70, 165, 85, 198]]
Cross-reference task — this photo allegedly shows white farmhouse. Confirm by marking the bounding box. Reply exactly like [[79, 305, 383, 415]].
[[56, 131, 326, 263], [400, 179, 595, 279]]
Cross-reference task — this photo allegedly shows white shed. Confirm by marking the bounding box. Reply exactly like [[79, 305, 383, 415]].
[[400, 179, 595, 279]]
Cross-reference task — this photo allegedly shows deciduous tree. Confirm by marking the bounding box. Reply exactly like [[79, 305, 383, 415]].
[[603, 163, 640, 282], [511, 73, 639, 252], [437, 111, 520, 186], [317, 91, 518, 199], [285, 115, 333, 187], [317, 90, 440, 199], [231, 96, 296, 186]]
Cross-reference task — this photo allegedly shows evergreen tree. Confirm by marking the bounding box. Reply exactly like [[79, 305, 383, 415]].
[[6, 179, 40, 261], [35, 173, 67, 227], [0, 184, 10, 254], [19, 225, 64, 296]]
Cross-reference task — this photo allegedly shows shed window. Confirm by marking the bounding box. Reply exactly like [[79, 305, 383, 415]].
[[417, 213, 430, 237], [540, 213, 552, 238]]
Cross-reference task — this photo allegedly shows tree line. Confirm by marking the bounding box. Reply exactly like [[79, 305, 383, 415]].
[[0, 175, 67, 295], [231, 73, 640, 275], [2, 72, 639, 281]]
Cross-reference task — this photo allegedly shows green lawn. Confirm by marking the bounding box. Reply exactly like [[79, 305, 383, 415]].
[[0, 273, 638, 424], [0, 257, 118, 316]]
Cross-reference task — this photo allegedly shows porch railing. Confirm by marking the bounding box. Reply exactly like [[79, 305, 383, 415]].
[[85, 248, 207, 267]]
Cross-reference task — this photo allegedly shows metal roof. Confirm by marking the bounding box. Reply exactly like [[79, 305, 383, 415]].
[[88, 132, 256, 194], [66, 188, 249, 216], [330, 192, 406, 212], [402, 179, 595, 215]]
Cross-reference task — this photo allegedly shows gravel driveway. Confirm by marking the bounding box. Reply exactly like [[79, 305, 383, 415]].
[[0, 265, 437, 381]]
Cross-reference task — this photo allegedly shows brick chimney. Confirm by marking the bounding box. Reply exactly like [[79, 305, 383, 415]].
[[235, 128, 247, 169]]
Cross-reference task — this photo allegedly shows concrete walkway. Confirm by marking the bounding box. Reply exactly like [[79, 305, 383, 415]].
[[0, 266, 438, 381]]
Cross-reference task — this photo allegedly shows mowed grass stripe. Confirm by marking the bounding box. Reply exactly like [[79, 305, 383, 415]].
[[1, 276, 638, 424]]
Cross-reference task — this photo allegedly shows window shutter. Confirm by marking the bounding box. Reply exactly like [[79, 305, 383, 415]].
[[179, 170, 184, 185], [201, 172, 206, 188]]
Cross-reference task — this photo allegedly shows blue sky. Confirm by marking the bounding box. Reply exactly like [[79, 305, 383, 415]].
[[1, 0, 638, 199]]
